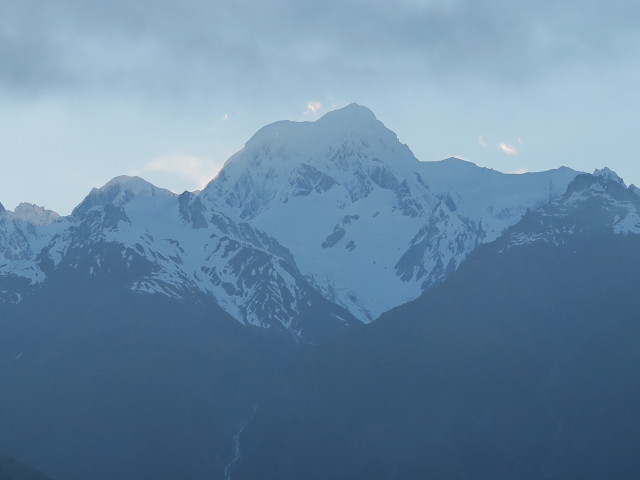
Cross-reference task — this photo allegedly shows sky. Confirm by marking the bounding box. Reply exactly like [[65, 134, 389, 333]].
[[1, 0, 640, 214]]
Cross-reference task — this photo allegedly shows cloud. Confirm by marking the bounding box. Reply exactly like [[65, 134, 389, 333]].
[[510, 168, 529, 174], [2, 0, 639, 101], [304, 101, 322, 116], [140, 154, 223, 190], [498, 143, 518, 155], [478, 135, 488, 147]]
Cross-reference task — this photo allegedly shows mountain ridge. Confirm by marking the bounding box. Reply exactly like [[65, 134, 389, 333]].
[[1, 104, 583, 328]]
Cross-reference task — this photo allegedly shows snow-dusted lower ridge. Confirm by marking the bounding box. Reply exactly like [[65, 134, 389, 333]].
[[503, 171, 640, 248], [72, 175, 177, 218], [0, 203, 65, 281], [1, 104, 602, 334], [1, 177, 358, 340], [0, 203, 66, 303], [10, 203, 60, 226]]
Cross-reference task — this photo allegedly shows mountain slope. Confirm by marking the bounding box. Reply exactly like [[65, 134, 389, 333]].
[[233, 171, 640, 480]]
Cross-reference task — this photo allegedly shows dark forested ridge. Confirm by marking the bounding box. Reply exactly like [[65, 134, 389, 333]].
[[0, 456, 56, 480], [0, 276, 298, 480], [234, 231, 640, 480]]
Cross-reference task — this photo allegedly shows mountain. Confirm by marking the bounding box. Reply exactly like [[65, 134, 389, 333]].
[[201, 103, 579, 321], [0, 178, 313, 479], [0, 104, 579, 332], [71, 175, 177, 218], [0, 174, 357, 479], [0, 104, 600, 480], [1, 176, 358, 341], [10, 204, 60, 226], [233, 171, 640, 480]]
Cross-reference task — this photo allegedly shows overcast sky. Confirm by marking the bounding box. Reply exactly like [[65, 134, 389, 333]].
[[2, 0, 639, 214]]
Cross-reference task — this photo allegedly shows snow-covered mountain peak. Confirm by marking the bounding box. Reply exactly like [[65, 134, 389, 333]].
[[202, 104, 422, 221], [315, 102, 377, 127], [313, 103, 407, 152], [237, 103, 408, 162], [101, 175, 175, 196], [72, 176, 176, 218], [11, 203, 60, 226], [192, 106, 583, 322], [564, 172, 633, 201], [0, 202, 65, 270], [593, 167, 625, 186], [440, 156, 475, 165]]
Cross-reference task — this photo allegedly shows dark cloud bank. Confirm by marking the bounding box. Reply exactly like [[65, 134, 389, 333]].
[[1, 0, 638, 100]]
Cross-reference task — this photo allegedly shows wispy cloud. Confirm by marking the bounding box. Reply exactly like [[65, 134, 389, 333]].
[[498, 142, 518, 155], [139, 154, 223, 190], [304, 101, 323, 116], [478, 135, 488, 147]]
